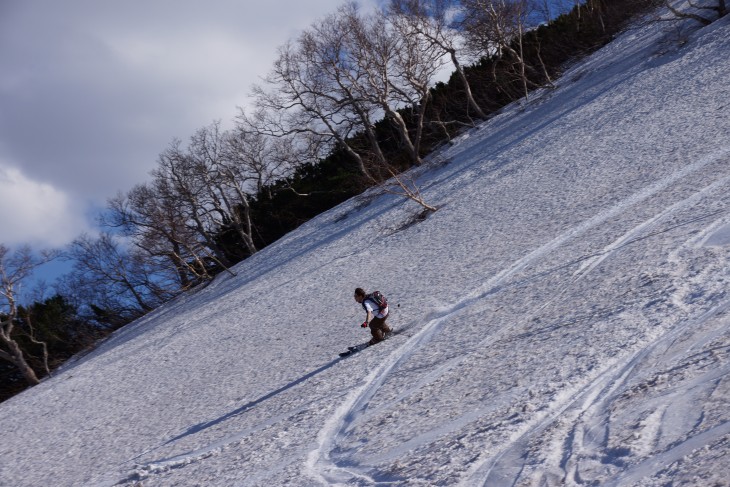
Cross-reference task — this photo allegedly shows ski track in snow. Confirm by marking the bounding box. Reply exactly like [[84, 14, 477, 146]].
[[471, 297, 730, 487], [460, 150, 730, 486], [306, 147, 730, 485], [571, 299, 730, 487], [460, 164, 730, 485]]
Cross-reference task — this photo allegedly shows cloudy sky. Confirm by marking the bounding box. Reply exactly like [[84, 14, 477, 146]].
[[0, 0, 381, 248]]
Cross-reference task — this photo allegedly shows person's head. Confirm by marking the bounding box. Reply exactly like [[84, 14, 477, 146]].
[[354, 287, 366, 303]]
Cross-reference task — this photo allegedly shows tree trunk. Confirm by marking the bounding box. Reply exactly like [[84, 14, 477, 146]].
[[413, 91, 431, 158], [0, 332, 40, 385], [386, 108, 421, 165], [450, 50, 487, 119], [718, 0, 727, 17]]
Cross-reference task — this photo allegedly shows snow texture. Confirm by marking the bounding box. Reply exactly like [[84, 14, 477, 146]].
[[2, 8, 730, 487]]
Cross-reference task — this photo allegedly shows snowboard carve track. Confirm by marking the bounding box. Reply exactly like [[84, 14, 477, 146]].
[[463, 197, 730, 486], [307, 150, 730, 485], [463, 297, 730, 487]]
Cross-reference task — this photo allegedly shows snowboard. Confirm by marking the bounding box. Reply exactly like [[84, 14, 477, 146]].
[[338, 329, 395, 357], [339, 343, 369, 357]]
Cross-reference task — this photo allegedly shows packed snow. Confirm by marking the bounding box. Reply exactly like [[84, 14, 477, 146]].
[[2, 7, 730, 487]]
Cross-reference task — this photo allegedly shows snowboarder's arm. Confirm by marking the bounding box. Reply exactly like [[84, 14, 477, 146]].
[[361, 309, 373, 327]]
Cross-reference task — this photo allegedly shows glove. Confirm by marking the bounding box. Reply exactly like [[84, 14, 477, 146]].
[[361, 321, 369, 328]]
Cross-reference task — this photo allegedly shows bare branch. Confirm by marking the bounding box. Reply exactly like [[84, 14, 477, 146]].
[[0, 244, 58, 385]]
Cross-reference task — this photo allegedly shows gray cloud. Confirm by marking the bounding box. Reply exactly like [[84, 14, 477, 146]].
[[0, 0, 363, 246]]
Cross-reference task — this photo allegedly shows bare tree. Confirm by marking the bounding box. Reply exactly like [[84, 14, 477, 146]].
[[66, 233, 175, 321], [165, 121, 297, 261], [106, 182, 210, 289], [363, 6, 451, 161], [0, 244, 59, 386], [459, 0, 551, 99], [154, 138, 234, 269], [225, 125, 294, 197], [340, 4, 426, 165], [389, 0, 488, 119], [187, 122, 259, 258], [249, 28, 383, 182], [248, 2, 444, 210], [250, 2, 448, 180], [98, 118, 298, 311]]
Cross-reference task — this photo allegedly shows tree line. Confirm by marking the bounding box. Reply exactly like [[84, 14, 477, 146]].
[[4, 0, 719, 402]]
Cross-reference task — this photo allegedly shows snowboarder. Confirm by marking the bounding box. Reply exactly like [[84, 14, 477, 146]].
[[354, 288, 391, 345]]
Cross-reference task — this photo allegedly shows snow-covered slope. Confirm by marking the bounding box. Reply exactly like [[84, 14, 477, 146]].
[[2, 9, 730, 487]]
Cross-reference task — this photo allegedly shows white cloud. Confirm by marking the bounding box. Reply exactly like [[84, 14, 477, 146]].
[[0, 162, 88, 248]]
